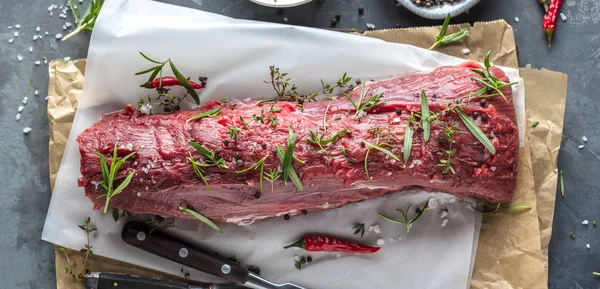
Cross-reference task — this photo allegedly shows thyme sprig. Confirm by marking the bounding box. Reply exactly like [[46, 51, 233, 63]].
[[378, 200, 430, 233], [112, 208, 132, 223], [306, 129, 350, 149], [344, 83, 385, 119], [226, 127, 243, 142], [469, 51, 518, 101], [187, 106, 221, 123], [471, 199, 532, 214], [437, 122, 458, 174], [135, 51, 202, 107], [236, 154, 269, 193], [363, 128, 402, 179], [62, 0, 104, 41], [95, 144, 136, 214], [179, 206, 222, 233], [60, 217, 97, 280], [429, 14, 469, 50], [353, 223, 365, 237], [264, 169, 281, 193], [146, 215, 174, 233]]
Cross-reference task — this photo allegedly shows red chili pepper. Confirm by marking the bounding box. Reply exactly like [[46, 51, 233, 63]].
[[283, 235, 380, 254], [141, 76, 204, 89], [543, 0, 562, 47], [538, 0, 549, 12]]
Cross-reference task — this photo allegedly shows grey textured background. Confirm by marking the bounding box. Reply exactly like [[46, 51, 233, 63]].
[[0, 0, 597, 288]]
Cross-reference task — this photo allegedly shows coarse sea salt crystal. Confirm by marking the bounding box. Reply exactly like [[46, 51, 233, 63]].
[[64, 56, 71, 62], [33, 35, 38, 40], [23, 127, 32, 134], [428, 198, 438, 209], [366, 23, 376, 29], [18, 105, 24, 112], [65, 22, 72, 27], [376, 239, 385, 246], [283, 17, 288, 22], [583, 220, 589, 225], [8, 26, 12, 29], [34, 61, 41, 66], [15, 24, 20, 29], [583, 136, 588, 142], [514, 17, 520, 23], [62, 25, 67, 30], [390, 238, 397, 244], [8, 38, 14, 43], [16, 113, 21, 121], [579, 144, 585, 149], [462, 48, 470, 55], [29, 46, 33, 52], [22, 97, 28, 104], [373, 225, 381, 234], [441, 219, 448, 227], [368, 225, 374, 232], [45, 31, 49, 35], [560, 13, 567, 22], [36, 26, 40, 32], [586, 243, 590, 249], [34, 90, 39, 96], [17, 54, 23, 62], [440, 210, 448, 219], [45, 96, 49, 101], [14, 31, 19, 37], [55, 33, 63, 39]]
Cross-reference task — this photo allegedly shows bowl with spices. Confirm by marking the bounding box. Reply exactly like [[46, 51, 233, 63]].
[[249, 0, 312, 8], [396, 0, 480, 20]]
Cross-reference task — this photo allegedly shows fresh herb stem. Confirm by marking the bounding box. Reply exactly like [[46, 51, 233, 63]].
[[187, 106, 221, 123], [420, 90, 431, 142], [378, 200, 430, 233], [429, 14, 469, 50], [226, 127, 243, 142], [62, 0, 104, 41], [471, 198, 532, 214], [456, 109, 496, 155], [95, 144, 136, 214], [236, 154, 269, 192], [403, 114, 415, 163], [264, 168, 281, 193], [179, 206, 222, 233], [560, 170, 564, 198], [189, 141, 228, 169], [469, 51, 518, 101], [344, 83, 385, 118]]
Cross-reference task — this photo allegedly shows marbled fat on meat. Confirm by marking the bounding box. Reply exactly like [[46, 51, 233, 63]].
[[77, 65, 519, 225]]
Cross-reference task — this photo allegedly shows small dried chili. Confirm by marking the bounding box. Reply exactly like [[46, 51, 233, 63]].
[[543, 0, 563, 47], [141, 76, 205, 89], [283, 235, 380, 254]]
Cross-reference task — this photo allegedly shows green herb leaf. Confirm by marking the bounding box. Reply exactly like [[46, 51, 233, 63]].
[[62, 0, 104, 41], [276, 144, 303, 192], [403, 123, 413, 163], [139, 51, 162, 64], [135, 65, 162, 76], [169, 60, 200, 105], [593, 272, 600, 276], [95, 145, 136, 214], [189, 141, 228, 169], [179, 206, 222, 233], [364, 141, 401, 162], [560, 170, 564, 198], [282, 126, 297, 183], [429, 14, 469, 50], [187, 106, 221, 123], [236, 154, 269, 192], [456, 109, 496, 155], [420, 90, 431, 142], [378, 200, 430, 233], [188, 153, 210, 191]]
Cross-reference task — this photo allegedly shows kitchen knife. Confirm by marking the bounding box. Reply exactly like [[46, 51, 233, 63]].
[[83, 272, 248, 289], [121, 221, 307, 289]]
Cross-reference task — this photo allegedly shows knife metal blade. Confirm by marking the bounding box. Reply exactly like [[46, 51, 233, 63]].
[[84, 272, 248, 289], [121, 222, 308, 289]]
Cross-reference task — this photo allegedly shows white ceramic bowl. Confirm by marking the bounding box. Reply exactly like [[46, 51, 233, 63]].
[[396, 0, 481, 20], [249, 0, 313, 8]]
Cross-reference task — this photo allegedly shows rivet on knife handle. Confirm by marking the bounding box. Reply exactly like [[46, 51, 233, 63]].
[[121, 222, 249, 284]]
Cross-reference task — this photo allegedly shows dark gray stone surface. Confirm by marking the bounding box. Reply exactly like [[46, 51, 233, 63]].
[[0, 0, 596, 288]]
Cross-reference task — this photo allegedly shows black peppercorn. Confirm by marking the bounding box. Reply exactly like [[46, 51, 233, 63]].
[[298, 99, 304, 104], [284, 214, 290, 220], [277, 9, 284, 15], [307, 256, 312, 263], [480, 99, 487, 107], [335, 13, 341, 21], [360, 141, 365, 147], [300, 257, 307, 265], [174, 105, 181, 111], [254, 192, 261, 199], [481, 114, 488, 121], [355, 79, 362, 85], [272, 149, 277, 155], [164, 107, 172, 113], [302, 210, 308, 215], [248, 266, 261, 275], [261, 143, 267, 149], [223, 140, 229, 146], [234, 152, 241, 159], [358, 5, 364, 14], [473, 111, 479, 117], [395, 108, 402, 115], [416, 127, 424, 133]]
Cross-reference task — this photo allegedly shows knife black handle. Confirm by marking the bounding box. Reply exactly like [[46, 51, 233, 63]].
[[84, 272, 190, 289], [121, 221, 249, 285]]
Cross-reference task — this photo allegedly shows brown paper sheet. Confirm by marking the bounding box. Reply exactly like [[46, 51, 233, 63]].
[[47, 20, 567, 289]]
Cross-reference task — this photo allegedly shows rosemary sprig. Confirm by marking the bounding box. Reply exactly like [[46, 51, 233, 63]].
[[344, 84, 385, 118], [264, 168, 281, 193], [95, 144, 136, 214], [456, 109, 496, 155], [471, 199, 532, 214], [226, 127, 243, 142], [429, 14, 469, 50], [420, 90, 431, 142], [469, 51, 518, 101], [135, 52, 201, 105], [353, 223, 365, 237], [306, 129, 350, 148], [187, 106, 221, 123], [275, 126, 304, 191], [62, 0, 104, 41], [179, 206, 222, 233], [593, 272, 600, 277], [560, 170, 564, 198], [378, 200, 430, 233], [188, 152, 210, 191], [236, 154, 269, 192], [363, 142, 401, 161], [403, 113, 415, 163], [189, 141, 228, 169]]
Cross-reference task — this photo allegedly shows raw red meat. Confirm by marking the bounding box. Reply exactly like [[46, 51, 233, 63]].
[[77, 65, 519, 225]]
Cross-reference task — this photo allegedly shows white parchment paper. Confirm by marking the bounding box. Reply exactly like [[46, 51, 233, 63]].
[[42, 0, 524, 288]]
